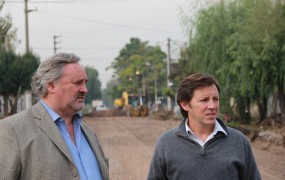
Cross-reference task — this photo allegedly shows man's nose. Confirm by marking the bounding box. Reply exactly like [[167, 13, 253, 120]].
[[208, 100, 217, 109], [81, 84, 88, 93]]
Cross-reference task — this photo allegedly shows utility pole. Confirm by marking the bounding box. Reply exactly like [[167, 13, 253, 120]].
[[167, 38, 172, 111], [24, 0, 37, 53], [53, 35, 61, 54], [154, 70, 158, 111], [24, 0, 37, 110]]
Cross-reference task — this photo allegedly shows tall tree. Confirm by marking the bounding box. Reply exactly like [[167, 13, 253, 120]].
[[0, 2, 18, 51], [0, 2, 23, 115], [85, 66, 101, 104], [0, 50, 16, 114], [228, 0, 285, 123], [103, 79, 121, 108], [0, 52, 40, 114], [181, 0, 285, 124], [109, 37, 167, 103]]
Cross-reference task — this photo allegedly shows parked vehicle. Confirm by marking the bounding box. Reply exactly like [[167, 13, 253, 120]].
[[96, 104, 109, 111]]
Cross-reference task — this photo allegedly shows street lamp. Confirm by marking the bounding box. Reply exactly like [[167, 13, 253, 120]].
[[135, 70, 143, 106], [135, 70, 140, 93]]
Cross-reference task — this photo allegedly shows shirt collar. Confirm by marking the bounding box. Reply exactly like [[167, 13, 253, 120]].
[[40, 100, 82, 122], [185, 118, 227, 136]]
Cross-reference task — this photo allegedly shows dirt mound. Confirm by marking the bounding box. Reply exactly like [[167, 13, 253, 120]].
[[255, 127, 285, 150], [92, 109, 127, 117]]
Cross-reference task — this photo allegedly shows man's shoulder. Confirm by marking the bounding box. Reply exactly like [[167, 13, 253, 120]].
[[227, 126, 246, 136], [158, 126, 179, 142], [0, 103, 44, 131], [1, 107, 32, 124], [226, 126, 251, 145], [217, 118, 247, 138]]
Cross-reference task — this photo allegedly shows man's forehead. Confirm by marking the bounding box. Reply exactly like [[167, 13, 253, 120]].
[[192, 85, 219, 95]]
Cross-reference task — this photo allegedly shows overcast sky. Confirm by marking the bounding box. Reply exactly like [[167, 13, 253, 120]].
[[3, 0, 190, 89]]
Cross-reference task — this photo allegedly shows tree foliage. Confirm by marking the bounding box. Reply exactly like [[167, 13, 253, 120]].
[[0, 2, 38, 115], [103, 79, 120, 107], [0, 2, 18, 51], [0, 52, 40, 114], [179, 0, 285, 124], [109, 37, 167, 103], [85, 66, 102, 104]]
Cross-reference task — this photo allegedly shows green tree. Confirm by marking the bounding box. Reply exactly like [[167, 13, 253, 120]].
[[0, 50, 16, 114], [0, 1, 29, 114], [0, 52, 40, 114], [226, 0, 285, 123], [0, 2, 19, 51], [179, 1, 239, 119], [109, 37, 167, 103], [181, 0, 285, 124], [103, 79, 120, 108], [85, 66, 101, 104]]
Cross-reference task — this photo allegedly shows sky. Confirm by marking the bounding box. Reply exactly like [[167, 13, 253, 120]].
[[3, 0, 190, 89]]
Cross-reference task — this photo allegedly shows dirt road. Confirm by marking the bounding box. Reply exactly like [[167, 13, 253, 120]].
[[85, 116, 285, 180]]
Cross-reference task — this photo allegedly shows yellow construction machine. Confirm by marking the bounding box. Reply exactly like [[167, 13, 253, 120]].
[[114, 91, 148, 117]]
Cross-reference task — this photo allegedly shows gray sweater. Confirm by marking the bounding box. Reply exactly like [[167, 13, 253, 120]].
[[147, 119, 261, 180]]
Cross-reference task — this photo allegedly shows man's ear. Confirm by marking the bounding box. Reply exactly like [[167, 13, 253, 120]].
[[46, 81, 56, 94], [180, 101, 189, 111]]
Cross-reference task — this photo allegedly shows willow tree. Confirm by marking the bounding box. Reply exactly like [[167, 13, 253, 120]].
[[225, 0, 285, 123], [180, 1, 242, 120], [181, 0, 285, 124]]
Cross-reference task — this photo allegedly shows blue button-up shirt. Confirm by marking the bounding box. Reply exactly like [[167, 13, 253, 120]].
[[41, 100, 102, 180]]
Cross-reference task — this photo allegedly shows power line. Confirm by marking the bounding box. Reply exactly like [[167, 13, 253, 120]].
[[6, 0, 128, 4], [63, 47, 120, 50], [39, 11, 182, 35], [14, 10, 183, 36]]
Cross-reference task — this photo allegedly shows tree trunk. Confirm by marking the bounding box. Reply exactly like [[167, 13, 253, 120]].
[[277, 87, 285, 126], [236, 96, 251, 124], [272, 93, 278, 117], [3, 94, 9, 115], [9, 96, 18, 115], [9, 86, 22, 115], [258, 96, 267, 122]]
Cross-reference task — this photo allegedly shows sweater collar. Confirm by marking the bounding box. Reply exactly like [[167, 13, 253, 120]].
[[175, 118, 228, 138]]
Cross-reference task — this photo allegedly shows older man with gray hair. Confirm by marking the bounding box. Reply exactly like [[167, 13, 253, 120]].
[[0, 53, 109, 180]]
